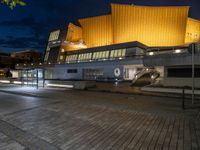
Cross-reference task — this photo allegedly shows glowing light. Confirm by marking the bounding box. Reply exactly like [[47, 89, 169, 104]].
[[46, 84, 74, 88], [0, 80, 10, 83], [13, 81, 22, 84], [174, 49, 181, 53], [149, 52, 154, 56], [39, 63, 42, 65]]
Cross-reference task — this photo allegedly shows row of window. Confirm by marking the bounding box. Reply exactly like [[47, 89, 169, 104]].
[[78, 53, 92, 61], [65, 49, 126, 63], [48, 30, 60, 42], [65, 54, 78, 62]]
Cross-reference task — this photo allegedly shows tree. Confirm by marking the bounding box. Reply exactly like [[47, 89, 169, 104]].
[[1, 0, 26, 9]]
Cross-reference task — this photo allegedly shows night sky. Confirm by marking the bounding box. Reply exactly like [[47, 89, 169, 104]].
[[0, 0, 199, 54]]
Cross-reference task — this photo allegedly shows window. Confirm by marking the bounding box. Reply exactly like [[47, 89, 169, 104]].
[[66, 54, 78, 62], [60, 55, 63, 60], [44, 52, 49, 61], [48, 30, 60, 41], [122, 49, 126, 57], [110, 49, 126, 59], [78, 53, 92, 61], [67, 69, 78, 73], [46, 44, 50, 51], [61, 48, 65, 52]]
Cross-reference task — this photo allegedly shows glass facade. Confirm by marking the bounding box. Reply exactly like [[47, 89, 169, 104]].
[[48, 30, 60, 41], [65, 48, 127, 63], [66, 54, 78, 62]]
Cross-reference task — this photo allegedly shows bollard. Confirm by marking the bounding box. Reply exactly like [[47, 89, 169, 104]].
[[182, 88, 185, 110]]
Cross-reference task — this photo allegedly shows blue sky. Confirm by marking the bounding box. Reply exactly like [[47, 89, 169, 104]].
[[0, 0, 199, 53]]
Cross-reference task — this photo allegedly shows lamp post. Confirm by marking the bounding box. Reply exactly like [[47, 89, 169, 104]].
[[189, 43, 196, 105], [189, 43, 198, 104]]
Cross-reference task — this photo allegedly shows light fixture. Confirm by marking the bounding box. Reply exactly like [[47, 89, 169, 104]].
[[46, 83, 74, 88], [13, 81, 22, 84], [149, 52, 154, 56], [0, 80, 10, 83], [174, 49, 181, 53]]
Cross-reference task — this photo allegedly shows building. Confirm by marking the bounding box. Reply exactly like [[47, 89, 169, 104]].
[[11, 50, 42, 63], [13, 3, 200, 88], [44, 3, 200, 64]]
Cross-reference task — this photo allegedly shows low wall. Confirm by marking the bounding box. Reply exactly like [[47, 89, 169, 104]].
[[163, 78, 200, 88], [45, 80, 96, 90], [142, 86, 200, 95]]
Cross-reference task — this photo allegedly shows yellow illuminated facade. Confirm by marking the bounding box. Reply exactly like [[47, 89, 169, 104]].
[[111, 4, 189, 47], [62, 3, 200, 52], [78, 15, 113, 48], [185, 18, 200, 43], [66, 23, 82, 42]]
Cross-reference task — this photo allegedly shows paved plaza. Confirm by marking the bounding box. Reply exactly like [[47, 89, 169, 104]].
[[0, 85, 199, 150]]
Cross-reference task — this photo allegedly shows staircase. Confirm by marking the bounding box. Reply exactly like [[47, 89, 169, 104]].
[[131, 68, 160, 86]]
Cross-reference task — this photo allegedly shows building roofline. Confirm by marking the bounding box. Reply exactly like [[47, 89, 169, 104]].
[[111, 3, 189, 8], [66, 41, 148, 55]]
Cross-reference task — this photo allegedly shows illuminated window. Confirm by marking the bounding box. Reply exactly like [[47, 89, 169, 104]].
[[110, 50, 114, 58], [48, 30, 60, 41], [46, 44, 50, 51], [60, 56, 63, 60], [105, 51, 109, 58], [44, 52, 49, 61], [122, 49, 126, 57], [61, 48, 65, 52], [118, 49, 122, 57], [66, 54, 78, 62]]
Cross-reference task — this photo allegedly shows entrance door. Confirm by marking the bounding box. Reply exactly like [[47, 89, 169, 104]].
[[124, 67, 137, 80]]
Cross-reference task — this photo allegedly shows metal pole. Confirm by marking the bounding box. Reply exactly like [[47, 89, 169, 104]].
[[182, 88, 185, 110], [21, 70, 23, 87], [43, 69, 45, 88], [192, 44, 195, 104], [26, 69, 28, 87], [36, 69, 39, 89]]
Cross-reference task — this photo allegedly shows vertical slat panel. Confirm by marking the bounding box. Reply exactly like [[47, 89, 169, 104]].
[[111, 4, 189, 47], [79, 15, 113, 48]]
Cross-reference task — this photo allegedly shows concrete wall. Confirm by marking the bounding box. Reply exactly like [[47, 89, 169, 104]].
[[45, 58, 143, 80], [163, 77, 200, 88]]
